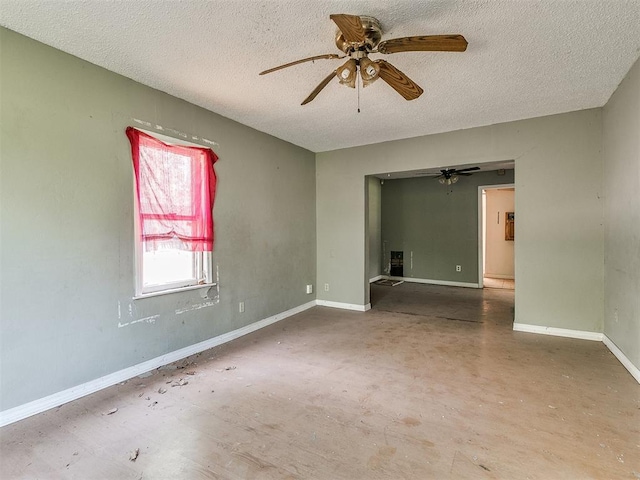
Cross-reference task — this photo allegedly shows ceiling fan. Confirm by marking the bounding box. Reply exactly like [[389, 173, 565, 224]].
[[259, 14, 467, 105], [435, 167, 480, 185]]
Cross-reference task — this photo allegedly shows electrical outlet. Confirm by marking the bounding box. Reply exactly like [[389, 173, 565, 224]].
[[239, 301, 245, 313], [324, 283, 329, 292], [456, 265, 462, 272], [306, 284, 313, 294]]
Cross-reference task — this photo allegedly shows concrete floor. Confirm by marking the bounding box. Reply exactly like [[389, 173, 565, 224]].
[[1, 283, 638, 479]]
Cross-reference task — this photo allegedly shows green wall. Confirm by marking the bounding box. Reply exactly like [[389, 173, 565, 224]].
[[603, 56, 640, 374], [0, 28, 316, 411], [381, 171, 514, 284], [317, 109, 603, 329], [367, 177, 382, 280]]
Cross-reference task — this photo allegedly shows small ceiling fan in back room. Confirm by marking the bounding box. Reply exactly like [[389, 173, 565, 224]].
[[259, 14, 468, 106], [435, 167, 480, 185]]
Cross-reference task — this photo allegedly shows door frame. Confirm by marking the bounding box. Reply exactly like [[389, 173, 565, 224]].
[[477, 183, 515, 288]]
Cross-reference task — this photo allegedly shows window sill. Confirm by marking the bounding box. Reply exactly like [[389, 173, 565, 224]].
[[133, 283, 217, 300]]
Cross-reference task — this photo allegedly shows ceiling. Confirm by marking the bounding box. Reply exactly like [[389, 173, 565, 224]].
[[1, 1, 639, 153]]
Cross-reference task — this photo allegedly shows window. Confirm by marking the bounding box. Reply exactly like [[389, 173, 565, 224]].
[[126, 127, 218, 296]]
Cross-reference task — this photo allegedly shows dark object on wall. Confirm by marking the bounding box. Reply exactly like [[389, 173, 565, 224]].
[[505, 212, 515, 241], [390, 251, 404, 276]]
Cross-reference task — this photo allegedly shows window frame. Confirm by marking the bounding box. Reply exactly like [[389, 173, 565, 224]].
[[131, 129, 215, 299]]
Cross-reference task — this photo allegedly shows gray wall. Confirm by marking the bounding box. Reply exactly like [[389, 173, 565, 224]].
[[603, 56, 640, 372], [367, 177, 382, 280], [0, 28, 316, 411], [317, 109, 603, 331], [381, 171, 514, 284]]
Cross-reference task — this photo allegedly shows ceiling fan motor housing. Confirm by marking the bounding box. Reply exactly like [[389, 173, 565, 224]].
[[335, 16, 382, 53]]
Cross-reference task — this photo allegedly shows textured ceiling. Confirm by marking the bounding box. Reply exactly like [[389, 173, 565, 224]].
[[1, 1, 639, 153]]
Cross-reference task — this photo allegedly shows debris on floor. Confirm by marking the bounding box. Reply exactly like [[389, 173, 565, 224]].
[[216, 366, 236, 372], [177, 360, 197, 369], [129, 448, 139, 462], [158, 365, 178, 371], [172, 378, 188, 387], [158, 388, 167, 394], [103, 408, 118, 415]]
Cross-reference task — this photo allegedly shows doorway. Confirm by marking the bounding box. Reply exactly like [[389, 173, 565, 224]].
[[479, 185, 515, 290]]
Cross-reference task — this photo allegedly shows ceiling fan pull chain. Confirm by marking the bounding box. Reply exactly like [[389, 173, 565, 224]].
[[357, 67, 361, 113]]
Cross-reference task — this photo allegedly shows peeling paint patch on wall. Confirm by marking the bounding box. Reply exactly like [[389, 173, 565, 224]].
[[132, 118, 219, 146], [117, 315, 159, 328], [175, 301, 218, 315]]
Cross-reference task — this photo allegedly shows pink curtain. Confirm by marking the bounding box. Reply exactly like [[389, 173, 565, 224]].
[[126, 127, 218, 252]]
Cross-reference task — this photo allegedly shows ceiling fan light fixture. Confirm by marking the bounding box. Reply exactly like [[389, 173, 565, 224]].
[[439, 175, 459, 186], [359, 57, 380, 87], [337, 59, 357, 88]]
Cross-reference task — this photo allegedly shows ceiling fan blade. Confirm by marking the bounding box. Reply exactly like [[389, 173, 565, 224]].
[[259, 54, 344, 75], [455, 166, 481, 173], [456, 173, 474, 176], [301, 71, 337, 105], [330, 14, 366, 44], [376, 60, 423, 101], [377, 35, 468, 54]]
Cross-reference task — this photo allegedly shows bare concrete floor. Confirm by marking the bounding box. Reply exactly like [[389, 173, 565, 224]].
[[1, 283, 639, 479]]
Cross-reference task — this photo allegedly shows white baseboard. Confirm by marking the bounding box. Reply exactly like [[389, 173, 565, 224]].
[[513, 323, 604, 341], [369, 275, 383, 283], [5, 302, 635, 428], [513, 324, 639, 385], [316, 300, 371, 312], [0, 300, 316, 428], [603, 335, 640, 384], [484, 274, 515, 280], [388, 276, 480, 289]]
